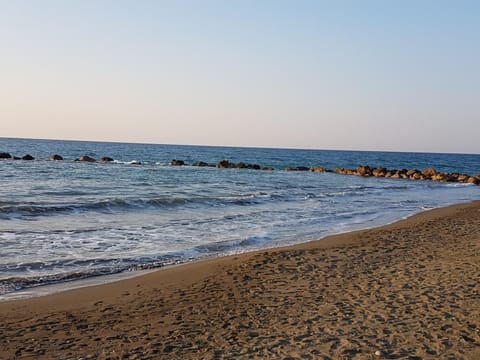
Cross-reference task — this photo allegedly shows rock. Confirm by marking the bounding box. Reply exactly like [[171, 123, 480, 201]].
[[296, 166, 310, 171], [248, 164, 261, 170], [467, 177, 480, 185], [216, 159, 231, 168], [0, 152, 12, 159], [449, 174, 461, 182], [335, 168, 356, 175], [432, 173, 447, 181], [48, 154, 63, 161], [457, 174, 469, 182], [101, 156, 114, 162], [22, 154, 34, 160], [372, 167, 387, 177], [216, 160, 236, 169], [409, 171, 423, 180], [406, 169, 418, 176], [286, 166, 309, 171], [128, 160, 142, 165], [356, 165, 372, 176], [236, 162, 247, 169], [79, 155, 96, 162], [262, 166, 274, 171], [310, 166, 327, 172], [170, 159, 185, 166], [422, 168, 437, 178], [192, 161, 209, 167]]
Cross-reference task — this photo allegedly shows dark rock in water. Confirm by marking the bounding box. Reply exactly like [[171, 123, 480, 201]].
[[216, 160, 232, 168], [286, 166, 309, 171], [48, 154, 63, 161], [170, 159, 185, 166], [193, 161, 209, 167], [0, 152, 12, 159], [13, 156, 21, 160], [79, 155, 96, 162], [248, 164, 261, 170], [22, 154, 34, 160], [262, 166, 274, 171], [101, 156, 114, 162], [296, 166, 310, 171], [446, 173, 461, 182]]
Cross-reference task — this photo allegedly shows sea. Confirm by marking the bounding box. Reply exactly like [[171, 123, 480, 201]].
[[1, 137, 479, 299]]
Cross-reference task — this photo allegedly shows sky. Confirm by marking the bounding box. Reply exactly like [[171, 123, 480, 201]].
[[1, 1, 479, 153]]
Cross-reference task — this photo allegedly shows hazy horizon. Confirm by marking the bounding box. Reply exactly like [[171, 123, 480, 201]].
[[1, 1, 479, 154]]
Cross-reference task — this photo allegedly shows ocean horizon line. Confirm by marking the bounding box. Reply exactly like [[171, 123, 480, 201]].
[[1, 136, 478, 156]]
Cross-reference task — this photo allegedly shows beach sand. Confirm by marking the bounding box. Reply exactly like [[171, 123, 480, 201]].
[[1, 202, 479, 359]]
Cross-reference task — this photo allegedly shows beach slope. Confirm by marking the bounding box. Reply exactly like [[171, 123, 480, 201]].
[[1, 202, 479, 359]]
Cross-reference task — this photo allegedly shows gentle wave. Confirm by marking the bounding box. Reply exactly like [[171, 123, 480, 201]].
[[0, 193, 279, 218], [0, 183, 419, 219]]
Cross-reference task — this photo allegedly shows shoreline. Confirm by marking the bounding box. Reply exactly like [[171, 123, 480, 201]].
[[1, 201, 479, 358], [0, 201, 455, 302]]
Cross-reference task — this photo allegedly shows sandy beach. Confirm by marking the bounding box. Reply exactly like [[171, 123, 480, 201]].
[[1, 202, 479, 359]]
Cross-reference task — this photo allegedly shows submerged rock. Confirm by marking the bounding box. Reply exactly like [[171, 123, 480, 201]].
[[192, 161, 210, 167], [101, 156, 114, 162], [22, 154, 35, 160]]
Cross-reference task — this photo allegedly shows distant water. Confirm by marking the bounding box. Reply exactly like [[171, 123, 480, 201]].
[[0, 137, 479, 298]]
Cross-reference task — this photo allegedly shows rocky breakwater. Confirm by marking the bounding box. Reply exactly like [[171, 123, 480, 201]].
[[1, 151, 479, 186], [334, 165, 480, 185], [0, 152, 35, 160], [216, 159, 273, 171]]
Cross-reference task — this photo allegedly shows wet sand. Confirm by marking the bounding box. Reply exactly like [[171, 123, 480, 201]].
[[1, 202, 479, 359]]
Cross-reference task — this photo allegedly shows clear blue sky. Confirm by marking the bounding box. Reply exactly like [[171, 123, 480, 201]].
[[1, 0, 479, 153]]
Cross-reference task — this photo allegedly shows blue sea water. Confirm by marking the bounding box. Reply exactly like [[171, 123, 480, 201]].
[[0, 137, 479, 297]]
